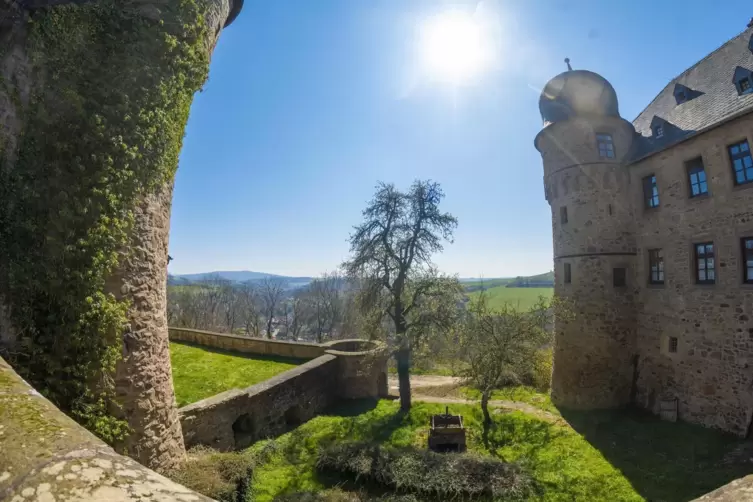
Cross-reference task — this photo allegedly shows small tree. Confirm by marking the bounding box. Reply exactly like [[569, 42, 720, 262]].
[[458, 294, 554, 425], [344, 180, 459, 411], [259, 277, 287, 339]]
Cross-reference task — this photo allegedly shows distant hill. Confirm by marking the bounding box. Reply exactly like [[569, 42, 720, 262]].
[[505, 271, 554, 288], [170, 271, 313, 288], [462, 272, 553, 292]]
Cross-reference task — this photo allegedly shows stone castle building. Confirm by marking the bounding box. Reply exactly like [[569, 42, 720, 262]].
[[537, 21, 753, 436]]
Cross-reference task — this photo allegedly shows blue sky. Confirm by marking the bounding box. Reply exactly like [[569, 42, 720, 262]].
[[168, 0, 751, 278]]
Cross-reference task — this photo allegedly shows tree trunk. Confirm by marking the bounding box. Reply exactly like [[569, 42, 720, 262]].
[[396, 346, 412, 411], [481, 389, 492, 425]]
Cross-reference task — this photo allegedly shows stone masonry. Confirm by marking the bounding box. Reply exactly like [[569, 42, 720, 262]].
[[0, 0, 243, 472], [536, 25, 753, 436], [168, 329, 390, 451]]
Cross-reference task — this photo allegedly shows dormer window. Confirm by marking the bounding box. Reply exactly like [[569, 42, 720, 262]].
[[740, 77, 752, 94], [654, 125, 664, 138], [672, 83, 698, 105], [733, 66, 753, 95]]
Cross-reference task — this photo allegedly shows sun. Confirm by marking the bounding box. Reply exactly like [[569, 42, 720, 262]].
[[419, 9, 491, 85]]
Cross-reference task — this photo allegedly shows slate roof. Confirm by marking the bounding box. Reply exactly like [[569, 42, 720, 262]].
[[630, 25, 753, 162]]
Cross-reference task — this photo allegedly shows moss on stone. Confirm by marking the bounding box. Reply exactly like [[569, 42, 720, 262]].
[[0, 0, 212, 443]]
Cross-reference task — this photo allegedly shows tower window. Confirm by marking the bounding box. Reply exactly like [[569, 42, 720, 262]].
[[742, 237, 753, 284], [729, 140, 753, 185], [564, 263, 571, 284], [560, 206, 568, 224], [613, 267, 626, 287], [654, 125, 664, 138], [649, 249, 664, 285], [668, 337, 678, 353], [596, 133, 615, 159], [686, 157, 708, 197], [694, 242, 715, 284], [739, 77, 752, 94], [642, 175, 660, 208], [608, 203, 613, 216]]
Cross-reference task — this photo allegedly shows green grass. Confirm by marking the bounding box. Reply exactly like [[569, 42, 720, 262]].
[[467, 286, 553, 311], [170, 342, 306, 406], [247, 399, 748, 502], [459, 386, 559, 415]]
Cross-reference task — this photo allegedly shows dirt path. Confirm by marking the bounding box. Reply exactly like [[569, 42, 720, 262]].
[[387, 375, 563, 424]]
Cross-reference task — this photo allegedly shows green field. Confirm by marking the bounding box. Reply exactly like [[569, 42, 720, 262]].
[[467, 285, 553, 311], [170, 342, 306, 406], [243, 398, 746, 502]]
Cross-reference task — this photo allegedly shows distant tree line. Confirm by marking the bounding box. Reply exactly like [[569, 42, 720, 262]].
[[167, 273, 368, 343]]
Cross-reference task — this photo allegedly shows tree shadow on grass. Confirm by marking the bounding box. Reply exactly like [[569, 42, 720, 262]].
[[560, 407, 750, 502]]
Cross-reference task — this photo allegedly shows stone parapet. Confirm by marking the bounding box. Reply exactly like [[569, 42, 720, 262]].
[[0, 356, 212, 502], [169, 327, 326, 360], [179, 355, 339, 451]]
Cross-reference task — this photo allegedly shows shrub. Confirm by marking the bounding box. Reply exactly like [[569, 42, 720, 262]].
[[274, 489, 420, 502], [166, 447, 254, 502], [316, 442, 533, 500], [524, 347, 553, 391]]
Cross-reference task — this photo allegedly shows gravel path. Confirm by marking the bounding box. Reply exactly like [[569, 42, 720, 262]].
[[387, 374, 562, 424]]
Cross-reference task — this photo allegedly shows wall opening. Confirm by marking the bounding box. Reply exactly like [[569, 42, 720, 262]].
[[284, 406, 304, 427], [232, 413, 256, 450]]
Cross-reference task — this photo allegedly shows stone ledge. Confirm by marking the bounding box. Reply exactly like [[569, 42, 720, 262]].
[[169, 327, 325, 360], [692, 475, 753, 501], [0, 357, 212, 501]]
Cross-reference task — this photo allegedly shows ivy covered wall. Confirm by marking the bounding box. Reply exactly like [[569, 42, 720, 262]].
[[0, 0, 234, 471]]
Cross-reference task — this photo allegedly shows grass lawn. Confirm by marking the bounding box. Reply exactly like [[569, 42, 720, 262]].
[[467, 286, 553, 311], [170, 341, 306, 407], [247, 399, 748, 502]]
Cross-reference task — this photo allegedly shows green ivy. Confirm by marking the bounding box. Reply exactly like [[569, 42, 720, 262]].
[[0, 0, 211, 443]]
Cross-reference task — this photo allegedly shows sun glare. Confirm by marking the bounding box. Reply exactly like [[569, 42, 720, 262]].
[[419, 9, 491, 85]]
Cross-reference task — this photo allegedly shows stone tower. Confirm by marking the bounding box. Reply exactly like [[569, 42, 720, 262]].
[[0, 0, 243, 472], [535, 69, 639, 409]]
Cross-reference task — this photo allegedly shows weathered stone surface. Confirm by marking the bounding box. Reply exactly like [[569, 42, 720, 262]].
[[538, 115, 639, 410], [109, 181, 187, 472], [179, 355, 339, 451], [0, 0, 242, 473], [538, 87, 753, 435], [0, 356, 212, 502], [173, 332, 389, 451], [692, 475, 753, 501], [324, 339, 390, 399]]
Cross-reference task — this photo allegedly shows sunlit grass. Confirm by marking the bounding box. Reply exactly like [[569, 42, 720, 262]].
[[467, 286, 553, 311], [170, 341, 305, 406], [248, 399, 746, 501]]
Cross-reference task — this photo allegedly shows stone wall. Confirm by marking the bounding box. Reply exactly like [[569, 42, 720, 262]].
[[629, 112, 753, 436], [692, 475, 753, 501], [169, 327, 326, 360], [538, 115, 639, 409], [171, 330, 389, 451], [0, 356, 212, 502], [179, 354, 339, 451]]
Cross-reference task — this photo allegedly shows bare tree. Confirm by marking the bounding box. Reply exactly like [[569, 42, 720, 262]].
[[458, 293, 556, 425], [238, 282, 262, 337], [343, 180, 460, 411], [281, 294, 308, 341], [259, 277, 287, 339], [302, 272, 343, 343]]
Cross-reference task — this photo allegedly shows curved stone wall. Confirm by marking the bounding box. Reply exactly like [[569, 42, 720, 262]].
[[323, 339, 389, 399], [538, 115, 639, 409], [0, 356, 212, 502]]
